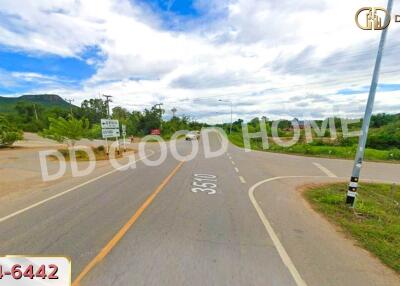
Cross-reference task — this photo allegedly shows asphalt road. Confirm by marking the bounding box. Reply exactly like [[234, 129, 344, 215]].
[[0, 131, 399, 286]]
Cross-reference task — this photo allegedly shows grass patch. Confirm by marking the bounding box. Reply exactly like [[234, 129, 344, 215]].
[[228, 133, 400, 162], [52, 146, 135, 161], [304, 182, 400, 273]]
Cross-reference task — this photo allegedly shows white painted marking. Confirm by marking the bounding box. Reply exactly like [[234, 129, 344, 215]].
[[249, 176, 313, 286], [313, 162, 337, 178], [231, 161, 236, 165], [0, 150, 156, 224], [239, 176, 246, 184], [191, 173, 217, 195], [234, 167, 239, 173]]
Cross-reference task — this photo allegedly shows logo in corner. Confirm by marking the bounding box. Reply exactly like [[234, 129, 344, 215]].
[[355, 7, 391, 30]]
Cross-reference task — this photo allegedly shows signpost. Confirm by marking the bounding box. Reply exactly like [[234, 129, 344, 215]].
[[101, 119, 120, 155], [122, 124, 127, 152], [102, 128, 120, 138], [101, 119, 119, 129]]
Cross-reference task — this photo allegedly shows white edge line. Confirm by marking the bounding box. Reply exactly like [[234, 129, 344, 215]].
[[248, 176, 322, 286], [0, 150, 156, 224], [313, 162, 337, 178], [247, 175, 400, 285]]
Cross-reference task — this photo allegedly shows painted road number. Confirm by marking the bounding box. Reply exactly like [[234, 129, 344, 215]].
[[191, 174, 217, 195]]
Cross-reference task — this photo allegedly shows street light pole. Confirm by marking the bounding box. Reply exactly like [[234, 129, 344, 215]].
[[219, 99, 233, 134], [346, 0, 393, 207], [230, 101, 233, 134]]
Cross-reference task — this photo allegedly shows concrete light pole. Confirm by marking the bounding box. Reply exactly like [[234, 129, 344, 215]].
[[218, 99, 233, 134], [346, 0, 393, 207]]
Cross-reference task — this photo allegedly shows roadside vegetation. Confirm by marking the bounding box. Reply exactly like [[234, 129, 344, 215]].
[[0, 94, 206, 147], [225, 114, 400, 162], [304, 183, 400, 273], [52, 145, 134, 161], [0, 115, 23, 147], [1, 94, 399, 161]]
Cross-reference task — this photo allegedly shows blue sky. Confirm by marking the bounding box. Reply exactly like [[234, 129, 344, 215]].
[[0, 0, 205, 95], [0, 0, 399, 121], [0, 47, 97, 80], [337, 84, 400, 95], [139, 0, 200, 16]]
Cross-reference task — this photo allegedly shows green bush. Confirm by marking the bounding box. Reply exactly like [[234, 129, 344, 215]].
[[0, 115, 23, 146], [97, 145, 105, 152]]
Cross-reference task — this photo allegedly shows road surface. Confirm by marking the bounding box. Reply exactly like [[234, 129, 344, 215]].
[[0, 131, 399, 286]]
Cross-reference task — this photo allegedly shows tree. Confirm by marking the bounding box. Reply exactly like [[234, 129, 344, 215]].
[[112, 106, 130, 123], [80, 98, 108, 125], [14, 101, 45, 132], [126, 111, 143, 136], [0, 115, 23, 146], [41, 117, 91, 146], [138, 105, 163, 134], [370, 113, 397, 128]]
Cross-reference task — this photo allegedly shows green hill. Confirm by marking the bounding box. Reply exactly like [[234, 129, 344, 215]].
[[0, 94, 72, 113]]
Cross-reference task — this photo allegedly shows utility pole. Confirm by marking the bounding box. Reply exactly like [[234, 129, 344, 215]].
[[33, 104, 38, 121], [346, 0, 393, 207], [171, 107, 177, 118], [230, 100, 233, 135], [102, 95, 113, 118], [218, 99, 233, 134], [102, 94, 113, 156], [155, 103, 164, 128], [65, 98, 74, 117]]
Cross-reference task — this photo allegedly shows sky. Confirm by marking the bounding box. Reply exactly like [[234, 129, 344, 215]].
[[0, 0, 399, 123]]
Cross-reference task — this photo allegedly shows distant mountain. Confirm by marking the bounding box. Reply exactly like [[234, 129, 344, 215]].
[[0, 94, 73, 113]]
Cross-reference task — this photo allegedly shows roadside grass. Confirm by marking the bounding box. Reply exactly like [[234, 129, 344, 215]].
[[53, 146, 135, 161], [228, 133, 400, 162], [304, 183, 400, 273]]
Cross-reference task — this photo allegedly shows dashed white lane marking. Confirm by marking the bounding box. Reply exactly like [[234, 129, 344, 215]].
[[239, 176, 246, 184], [313, 162, 337, 178], [234, 167, 239, 173], [249, 176, 312, 286], [0, 150, 156, 224], [231, 161, 236, 165]]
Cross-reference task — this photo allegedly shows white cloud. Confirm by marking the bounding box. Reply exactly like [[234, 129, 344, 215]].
[[0, 0, 399, 122]]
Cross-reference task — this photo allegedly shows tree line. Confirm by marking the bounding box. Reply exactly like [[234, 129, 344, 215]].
[[0, 98, 206, 146]]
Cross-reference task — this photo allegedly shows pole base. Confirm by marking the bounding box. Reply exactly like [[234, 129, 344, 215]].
[[346, 196, 355, 206]]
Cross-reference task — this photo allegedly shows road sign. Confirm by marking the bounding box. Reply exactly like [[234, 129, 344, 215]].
[[150, 129, 161, 135], [102, 128, 120, 138], [122, 124, 126, 136], [101, 119, 119, 129]]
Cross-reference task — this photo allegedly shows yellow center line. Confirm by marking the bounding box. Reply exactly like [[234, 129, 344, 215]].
[[72, 161, 185, 286]]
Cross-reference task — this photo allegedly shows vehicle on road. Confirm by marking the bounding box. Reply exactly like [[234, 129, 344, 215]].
[[185, 131, 199, 141]]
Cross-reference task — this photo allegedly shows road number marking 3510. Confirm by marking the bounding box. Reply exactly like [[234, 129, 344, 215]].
[[191, 174, 217, 195]]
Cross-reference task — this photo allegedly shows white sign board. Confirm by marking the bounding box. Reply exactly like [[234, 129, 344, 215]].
[[0, 256, 70, 286], [122, 124, 126, 132], [102, 128, 120, 138], [101, 119, 119, 129]]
